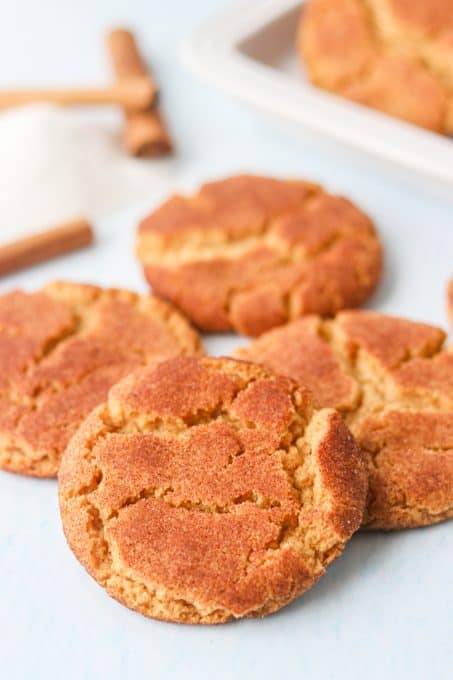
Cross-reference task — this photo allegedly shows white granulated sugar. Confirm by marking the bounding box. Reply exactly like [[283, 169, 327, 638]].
[[0, 104, 174, 244]]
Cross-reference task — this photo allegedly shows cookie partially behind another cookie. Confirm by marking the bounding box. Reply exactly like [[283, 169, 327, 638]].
[[137, 175, 382, 336], [59, 356, 367, 623], [299, 0, 453, 134], [0, 281, 202, 477], [236, 311, 453, 530]]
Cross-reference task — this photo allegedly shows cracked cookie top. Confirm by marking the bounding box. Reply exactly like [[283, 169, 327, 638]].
[[299, 0, 453, 134], [0, 281, 202, 478], [136, 175, 382, 336], [236, 311, 453, 529], [58, 356, 367, 623]]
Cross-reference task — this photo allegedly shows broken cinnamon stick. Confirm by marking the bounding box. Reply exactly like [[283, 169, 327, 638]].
[[0, 79, 156, 112], [107, 29, 172, 157], [0, 218, 94, 276]]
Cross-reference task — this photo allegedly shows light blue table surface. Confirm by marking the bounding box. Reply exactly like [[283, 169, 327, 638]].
[[0, 2, 451, 679]]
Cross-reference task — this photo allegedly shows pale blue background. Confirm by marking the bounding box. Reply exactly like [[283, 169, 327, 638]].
[[0, 2, 451, 679]]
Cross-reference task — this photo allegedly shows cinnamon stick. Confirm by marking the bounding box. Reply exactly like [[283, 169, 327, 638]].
[[107, 29, 172, 157], [0, 79, 156, 112], [0, 218, 94, 276]]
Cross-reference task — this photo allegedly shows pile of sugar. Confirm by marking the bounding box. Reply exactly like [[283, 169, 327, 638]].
[[0, 104, 174, 244]]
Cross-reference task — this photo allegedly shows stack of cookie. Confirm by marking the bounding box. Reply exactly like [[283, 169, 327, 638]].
[[298, 0, 453, 135], [1, 175, 451, 624]]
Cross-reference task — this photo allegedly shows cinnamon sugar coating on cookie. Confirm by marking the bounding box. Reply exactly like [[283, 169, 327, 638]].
[[299, 0, 453, 134], [237, 311, 453, 529], [0, 281, 202, 478], [59, 356, 367, 623], [137, 175, 382, 336]]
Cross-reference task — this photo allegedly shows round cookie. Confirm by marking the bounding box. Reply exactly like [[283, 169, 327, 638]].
[[137, 175, 382, 336], [59, 356, 367, 623], [236, 311, 453, 530], [0, 281, 202, 478], [299, 0, 453, 134]]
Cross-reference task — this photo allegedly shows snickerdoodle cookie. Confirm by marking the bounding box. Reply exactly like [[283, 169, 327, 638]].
[[137, 175, 382, 336], [237, 311, 453, 530], [59, 356, 367, 623], [299, 0, 453, 134], [0, 281, 201, 477]]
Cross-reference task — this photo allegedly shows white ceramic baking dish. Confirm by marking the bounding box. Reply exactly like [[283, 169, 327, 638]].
[[183, 0, 453, 197]]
